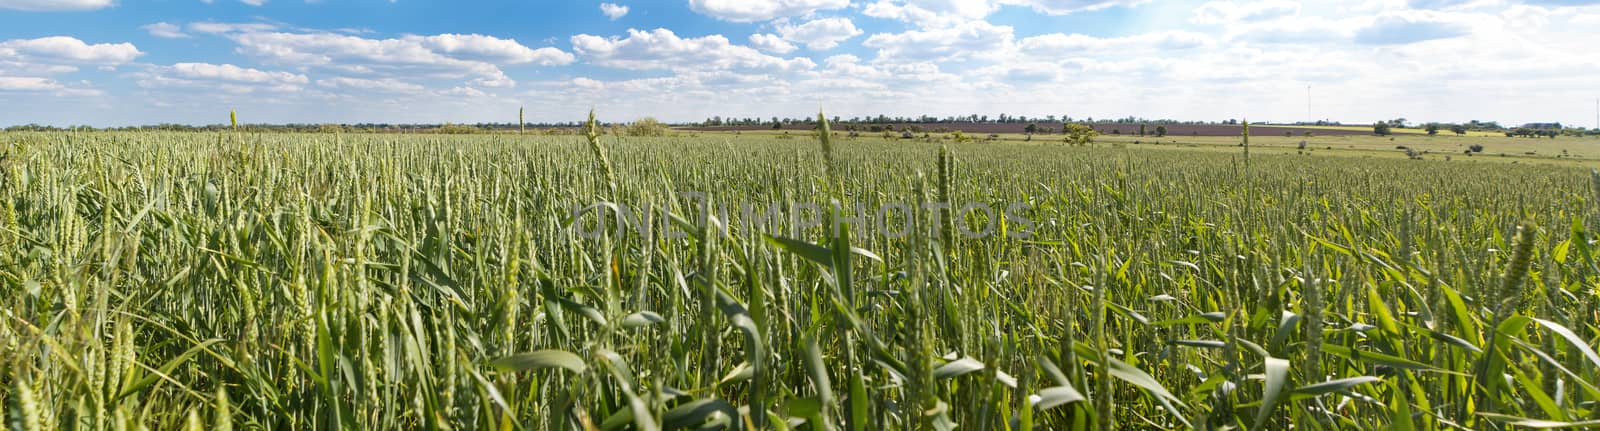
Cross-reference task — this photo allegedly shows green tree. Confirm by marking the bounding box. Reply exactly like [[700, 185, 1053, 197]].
[[1025, 123, 1039, 134], [1374, 122, 1392, 136], [436, 123, 481, 134], [1425, 123, 1439, 136], [1451, 125, 1467, 135], [1062, 123, 1097, 146], [626, 117, 668, 136], [1155, 125, 1167, 137]]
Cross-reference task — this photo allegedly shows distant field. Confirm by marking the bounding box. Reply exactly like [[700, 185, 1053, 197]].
[[1092, 132, 1600, 166], [683, 122, 1374, 137], [692, 127, 1600, 167], [685, 123, 1531, 138]]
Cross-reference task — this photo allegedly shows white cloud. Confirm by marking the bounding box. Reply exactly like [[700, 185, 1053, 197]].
[[687, 0, 849, 22], [134, 63, 309, 95], [165, 62, 308, 85], [863, 0, 1144, 27], [862, 20, 1015, 62], [0, 76, 102, 97], [316, 76, 425, 92], [862, 0, 998, 27], [600, 2, 629, 20], [0, 36, 142, 64], [442, 86, 489, 98], [1019, 30, 1213, 54], [235, 33, 501, 82], [775, 17, 863, 50], [996, 0, 1147, 15], [571, 28, 815, 73], [143, 22, 189, 39], [189, 22, 279, 34], [0, 76, 62, 91], [748, 33, 798, 54], [1501, 4, 1553, 27], [0, 36, 138, 98], [414, 34, 575, 65], [0, 62, 77, 75], [1573, 12, 1600, 26], [1191, 1, 1298, 24], [570, 77, 606, 90], [471, 74, 516, 88], [0, 0, 113, 11], [814, 54, 960, 88], [198, 26, 573, 90], [1225, 16, 1360, 44], [240, 0, 265, 5]]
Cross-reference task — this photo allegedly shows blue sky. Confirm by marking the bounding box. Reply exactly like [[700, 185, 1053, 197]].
[[2, 0, 1599, 127]]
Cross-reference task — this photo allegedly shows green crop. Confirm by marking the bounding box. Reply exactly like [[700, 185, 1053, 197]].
[[1, 122, 1598, 430]]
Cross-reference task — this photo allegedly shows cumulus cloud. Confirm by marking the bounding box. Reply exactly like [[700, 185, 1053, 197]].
[[164, 62, 308, 84], [1019, 30, 1213, 54], [600, 3, 629, 20], [748, 33, 798, 54], [571, 28, 815, 73], [188, 22, 279, 34], [1191, 1, 1298, 24], [0, 0, 113, 11], [143, 22, 189, 39], [996, 0, 1148, 15], [0, 76, 102, 96], [0, 61, 77, 76], [775, 17, 862, 50], [0, 37, 131, 98], [442, 86, 489, 98], [862, 0, 998, 27], [415, 34, 575, 65], [316, 76, 425, 92], [0, 76, 64, 91], [863, 0, 1144, 26], [196, 26, 573, 89], [687, 0, 849, 22], [862, 20, 1015, 62], [136, 62, 308, 94], [1225, 16, 1359, 44], [0, 36, 142, 64]]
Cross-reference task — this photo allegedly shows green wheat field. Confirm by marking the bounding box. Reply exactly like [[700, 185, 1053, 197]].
[[3, 120, 1599, 430]]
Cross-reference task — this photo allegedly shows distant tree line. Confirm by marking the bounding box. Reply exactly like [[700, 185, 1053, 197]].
[[1373, 119, 1596, 138], [7, 115, 1598, 137]]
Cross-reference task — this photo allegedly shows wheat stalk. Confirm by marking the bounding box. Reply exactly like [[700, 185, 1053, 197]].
[[584, 109, 618, 192], [817, 111, 834, 179]]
